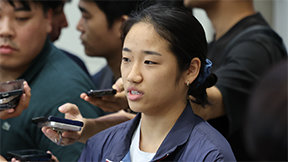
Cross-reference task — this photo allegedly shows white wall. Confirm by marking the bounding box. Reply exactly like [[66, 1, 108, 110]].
[[193, 8, 214, 43], [274, 0, 288, 48], [54, 0, 287, 75]]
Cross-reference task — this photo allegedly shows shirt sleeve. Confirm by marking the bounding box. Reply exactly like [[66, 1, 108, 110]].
[[215, 40, 277, 134]]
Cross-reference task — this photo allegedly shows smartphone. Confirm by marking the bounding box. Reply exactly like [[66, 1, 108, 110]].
[[0, 79, 25, 110], [6, 149, 51, 162], [87, 88, 117, 97], [32, 116, 84, 132]]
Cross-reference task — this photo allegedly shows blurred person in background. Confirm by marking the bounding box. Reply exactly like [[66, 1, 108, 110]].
[[184, 0, 287, 160], [48, 0, 91, 76], [41, 0, 142, 146], [245, 60, 287, 161], [0, 0, 103, 161]]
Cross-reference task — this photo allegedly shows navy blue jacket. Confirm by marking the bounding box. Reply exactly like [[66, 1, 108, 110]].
[[79, 104, 236, 162]]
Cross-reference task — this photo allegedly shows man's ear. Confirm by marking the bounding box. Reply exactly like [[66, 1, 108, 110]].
[[45, 9, 53, 33], [185, 57, 201, 85], [113, 15, 129, 38]]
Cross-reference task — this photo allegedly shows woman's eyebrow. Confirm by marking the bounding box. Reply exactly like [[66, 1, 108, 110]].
[[122, 47, 131, 52], [123, 47, 162, 56], [143, 50, 162, 56]]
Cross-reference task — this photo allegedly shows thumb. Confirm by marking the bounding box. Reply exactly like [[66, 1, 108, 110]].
[[112, 77, 124, 92], [58, 103, 79, 116]]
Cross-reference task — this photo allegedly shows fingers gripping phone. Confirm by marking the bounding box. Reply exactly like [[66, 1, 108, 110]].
[[87, 88, 117, 97], [6, 149, 52, 162], [32, 116, 84, 132], [0, 79, 25, 110]]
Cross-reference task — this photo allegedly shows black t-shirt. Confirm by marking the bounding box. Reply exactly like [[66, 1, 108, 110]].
[[207, 13, 287, 160]]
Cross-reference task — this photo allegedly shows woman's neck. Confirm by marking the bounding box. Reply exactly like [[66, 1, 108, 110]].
[[138, 100, 187, 153]]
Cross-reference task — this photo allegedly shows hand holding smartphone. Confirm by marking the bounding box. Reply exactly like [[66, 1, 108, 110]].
[[87, 88, 117, 98], [0, 79, 25, 111], [32, 116, 84, 132]]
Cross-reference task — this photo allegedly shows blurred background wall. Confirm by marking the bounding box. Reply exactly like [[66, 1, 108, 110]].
[[54, 0, 288, 75]]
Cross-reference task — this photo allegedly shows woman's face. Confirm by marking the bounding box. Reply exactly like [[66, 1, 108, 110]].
[[121, 22, 188, 115]]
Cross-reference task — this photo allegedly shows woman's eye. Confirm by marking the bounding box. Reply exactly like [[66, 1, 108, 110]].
[[144, 60, 157, 65], [122, 57, 130, 62]]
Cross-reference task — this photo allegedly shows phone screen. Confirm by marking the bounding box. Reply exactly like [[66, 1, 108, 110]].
[[0, 79, 24, 110]]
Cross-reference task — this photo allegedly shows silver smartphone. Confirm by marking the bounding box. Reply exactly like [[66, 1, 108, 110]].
[[32, 116, 83, 132]]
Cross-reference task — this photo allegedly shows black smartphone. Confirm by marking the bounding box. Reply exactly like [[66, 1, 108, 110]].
[[32, 116, 84, 132], [0, 79, 25, 110], [6, 149, 52, 162], [87, 88, 117, 97]]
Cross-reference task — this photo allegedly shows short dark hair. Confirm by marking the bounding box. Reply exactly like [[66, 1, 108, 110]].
[[7, 0, 64, 14], [93, 0, 142, 28], [122, 3, 216, 105]]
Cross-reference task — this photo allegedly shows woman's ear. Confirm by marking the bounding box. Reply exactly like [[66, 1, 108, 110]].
[[185, 57, 201, 85]]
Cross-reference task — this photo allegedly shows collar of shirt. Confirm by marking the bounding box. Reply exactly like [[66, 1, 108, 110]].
[[106, 102, 197, 161]]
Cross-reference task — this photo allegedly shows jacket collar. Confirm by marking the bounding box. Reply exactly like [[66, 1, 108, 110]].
[[152, 103, 197, 161], [107, 102, 197, 161], [106, 113, 141, 161]]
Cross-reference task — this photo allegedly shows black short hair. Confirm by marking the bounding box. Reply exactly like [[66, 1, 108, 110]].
[[93, 0, 142, 28], [7, 0, 64, 14]]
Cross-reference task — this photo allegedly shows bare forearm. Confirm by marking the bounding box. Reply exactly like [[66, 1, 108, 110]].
[[79, 110, 135, 143], [190, 86, 225, 120], [0, 155, 7, 162]]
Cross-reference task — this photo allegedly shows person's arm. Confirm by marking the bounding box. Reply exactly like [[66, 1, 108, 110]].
[[192, 39, 277, 121], [0, 81, 31, 120], [42, 103, 135, 145], [0, 155, 7, 161], [79, 110, 134, 143], [42, 77, 135, 145], [190, 86, 225, 120]]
